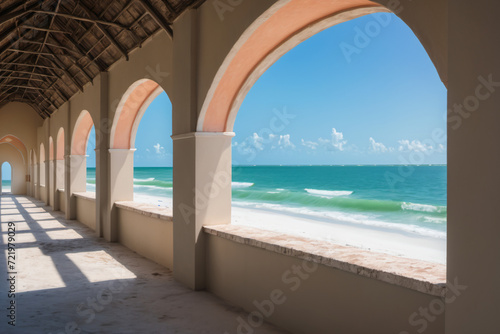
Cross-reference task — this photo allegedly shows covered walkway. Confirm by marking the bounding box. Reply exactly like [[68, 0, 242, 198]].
[[0, 194, 288, 334]]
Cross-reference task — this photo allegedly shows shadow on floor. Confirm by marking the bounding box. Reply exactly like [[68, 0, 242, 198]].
[[0, 194, 290, 334]]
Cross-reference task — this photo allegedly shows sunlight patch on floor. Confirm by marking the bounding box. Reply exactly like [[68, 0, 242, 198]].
[[2, 232, 36, 244], [17, 247, 66, 292], [66, 251, 137, 283], [46, 229, 83, 240], [0, 214, 27, 223], [36, 220, 66, 229]]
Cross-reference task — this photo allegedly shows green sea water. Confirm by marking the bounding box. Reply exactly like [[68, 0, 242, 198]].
[[87, 165, 446, 238], [1, 180, 11, 192]]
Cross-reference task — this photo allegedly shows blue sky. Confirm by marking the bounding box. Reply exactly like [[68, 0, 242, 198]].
[[87, 13, 446, 167], [2, 162, 11, 181]]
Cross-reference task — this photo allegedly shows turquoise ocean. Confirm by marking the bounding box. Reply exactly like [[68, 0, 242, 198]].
[[87, 165, 446, 239], [1, 180, 11, 192]]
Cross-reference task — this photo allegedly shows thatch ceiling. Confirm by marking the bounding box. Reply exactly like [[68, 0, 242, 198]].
[[0, 0, 205, 118]]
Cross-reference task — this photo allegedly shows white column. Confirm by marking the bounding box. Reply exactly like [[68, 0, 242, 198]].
[[172, 132, 233, 290], [44, 159, 49, 205], [447, 1, 500, 333], [103, 148, 135, 242], [48, 160, 54, 208], [53, 159, 65, 211], [34, 163, 39, 199], [66, 155, 87, 219]]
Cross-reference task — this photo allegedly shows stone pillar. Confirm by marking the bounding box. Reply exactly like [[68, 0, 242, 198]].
[[53, 159, 65, 211], [64, 100, 72, 219], [48, 159, 54, 209], [44, 159, 49, 205], [173, 132, 233, 290], [96, 72, 110, 239], [66, 155, 87, 219], [35, 163, 39, 199], [104, 149, 135, 242], [446, 2, 500, 333]]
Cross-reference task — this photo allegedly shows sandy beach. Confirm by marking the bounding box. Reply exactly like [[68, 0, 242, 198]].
[[134, 193, 446, 264], [232, 205, 446, 264]]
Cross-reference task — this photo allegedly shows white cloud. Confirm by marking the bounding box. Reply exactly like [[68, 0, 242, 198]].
[[319, 128, 347, 151], [398, 139, 433, 153], [278, 134, 295, 149], [300, 128, 347, 152], [251, 133, 264, 151], [301, 139, 319, 150], [153, 143, 165, 154], [369, 137, 389, 153]]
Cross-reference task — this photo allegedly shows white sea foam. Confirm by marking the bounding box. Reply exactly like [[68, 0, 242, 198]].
[[232, 182, 254, 189], [133, 184, 172, 191], [305, 189, 353, 197], [401, 202, 444, 213], [421, 216, 447, 224], [232, 200, 446, 239], [134, 178, 155, 182]]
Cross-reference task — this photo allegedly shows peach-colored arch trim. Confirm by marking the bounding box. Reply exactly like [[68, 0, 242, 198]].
[[56, 128, 65, 160], [72, 110, 94, 155], [199, 0, 386, 132], [111, 79, 161, 149], [0, 135, 28, 164]]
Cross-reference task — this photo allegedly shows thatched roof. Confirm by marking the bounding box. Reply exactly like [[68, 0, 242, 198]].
[[0, 0, 205, 118]]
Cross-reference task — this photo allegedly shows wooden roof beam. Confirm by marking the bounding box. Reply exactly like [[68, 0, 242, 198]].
[[20, 26, 71, 34], [31, 10, 131, 30], [0, 2, 40, 26], [41, 55, 84, 92], [77, 1, 130, 61], [1, 84, 57, 91], [45, 39, 94, 83], [0, 76, 46, 83], [138, 0, 173, 38], [51, 25, 106, 71], [0, 69, 58, 79]]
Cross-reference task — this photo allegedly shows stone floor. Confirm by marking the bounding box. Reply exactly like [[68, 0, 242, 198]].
[[0, 194, 289, 334]]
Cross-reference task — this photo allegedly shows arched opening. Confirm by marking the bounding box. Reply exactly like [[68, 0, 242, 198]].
[[71, 110, 96, 193], [201, 7, 446, 264], [110, 79, 171, 206], [198, 0, 445, 132], [0, 135, 28, 164], [2, 162, 11, 193]]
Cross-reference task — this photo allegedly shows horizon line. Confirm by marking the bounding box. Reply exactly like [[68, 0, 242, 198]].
[[86, 164, 447, 168]]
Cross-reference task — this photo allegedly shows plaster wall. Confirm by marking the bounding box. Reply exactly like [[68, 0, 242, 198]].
[[75, 195, 96, 231], [206, 234, 444, 334], [116, 206, 174, 270]]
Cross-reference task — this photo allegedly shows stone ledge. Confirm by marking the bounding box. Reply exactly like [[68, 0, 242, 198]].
[[204, 224, 446, 297], [115, 201, 173, 222], [73, 192, 96, 201]]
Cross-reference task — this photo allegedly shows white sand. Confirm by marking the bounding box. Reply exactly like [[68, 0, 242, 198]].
[[133, 193, 446, 264], [232, 206, 446, 264]]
